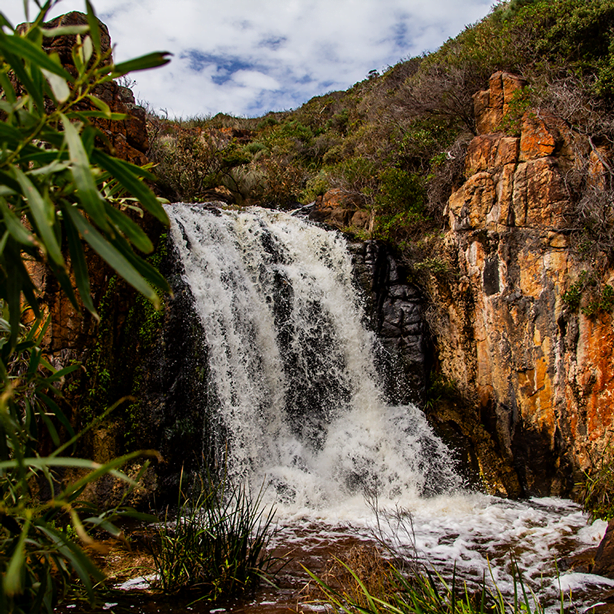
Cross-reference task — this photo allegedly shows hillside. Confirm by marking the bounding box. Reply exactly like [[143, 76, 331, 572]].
[[148, 0, 614, 257]]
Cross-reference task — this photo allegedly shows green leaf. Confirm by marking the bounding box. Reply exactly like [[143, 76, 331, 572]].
[[62, 451, 158, 497], [63, 205, 160, 307], [0, 198, 37, 247], [113, 232, 170, 292], [85, 0, 101, 55], [111, 51, 172, 76], [12, 166, 65, 267], [65, 110, 128, 121], [41, 25, 90, 37], [42, 362, 80, 382], [28, 159, 71, 177], [105, 202, 153, 253], [0, 122, 23, 147], [60, 114, 110, 232], [86, 94, 112, 118], [93, 151, 169, 224], [0, 31, 73, 81], [0, 15, 14, 31], [62, 203, 98, 317], [1, 46, 45, 110], [84, 517, 122, 536], [38, 392, 76, 439], [41, 68, 70, 103], [83, 35, 94, 65], [3, 517, 29, 596]]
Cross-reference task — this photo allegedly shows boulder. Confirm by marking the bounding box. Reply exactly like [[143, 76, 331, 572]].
[[309, 189, 372, 230]]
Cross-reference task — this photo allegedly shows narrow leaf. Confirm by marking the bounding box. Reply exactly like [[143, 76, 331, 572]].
[[85, 0, 101, 55], [86, 94, 111, 118], [62, 203, 98, 317], [65, 110, 128, 121], [0, 32, 73, 80], [105, 202, 153, 253], [1, 46, 44, 110], [82, 35, 93, 65], [12, 167, 64, 266], [113, 233, 169, 292], [60, 115, 109, 232], [92, 151, 169, 224], [41, 25, 90, 37], [41, 68, 70, 103], [63, 205, 159, 306], [0, 198, 37, 247], [3, 518, 29, 596], [112, 51, 172, 75], [0, 73, 16, 104], [38, 391, 75, 438]]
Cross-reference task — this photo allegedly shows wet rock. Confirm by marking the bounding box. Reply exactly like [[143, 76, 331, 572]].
[[349, 241, 428, 405], [594, 520, 614, 579]]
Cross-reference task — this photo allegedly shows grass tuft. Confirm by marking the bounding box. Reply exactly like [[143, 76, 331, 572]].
[[148, 473, 279, 601]]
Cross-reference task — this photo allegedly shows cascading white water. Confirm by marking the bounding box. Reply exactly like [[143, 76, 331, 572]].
[[166, 203, 460, 508], [165, 204, 612, 608]]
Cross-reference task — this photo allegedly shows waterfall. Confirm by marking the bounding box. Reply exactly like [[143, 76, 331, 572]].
[[166, 204, 460, 508], [162, 204, 609, 607]]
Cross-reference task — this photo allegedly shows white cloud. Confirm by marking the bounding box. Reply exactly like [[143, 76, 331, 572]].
[[4, 0, 497, 117]]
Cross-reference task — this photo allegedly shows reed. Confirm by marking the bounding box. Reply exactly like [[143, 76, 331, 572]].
[[149, 474, 278, 600], [306, 501, 563, 614], [307, 559, 556, 614]]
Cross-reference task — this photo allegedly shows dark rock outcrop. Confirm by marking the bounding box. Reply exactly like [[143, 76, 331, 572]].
[[349, 241, 428, 405], [594, 520, 614, 579]]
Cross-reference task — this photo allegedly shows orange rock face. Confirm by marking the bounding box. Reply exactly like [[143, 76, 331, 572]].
[[309, 188, 372, 230], [432, 72, 614, 496]]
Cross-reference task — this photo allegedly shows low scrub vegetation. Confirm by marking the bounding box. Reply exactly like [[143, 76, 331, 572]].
[[146, 0, 614, 255]]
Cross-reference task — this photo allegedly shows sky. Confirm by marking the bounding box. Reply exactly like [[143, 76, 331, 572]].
[[4, 0, 496, 118]]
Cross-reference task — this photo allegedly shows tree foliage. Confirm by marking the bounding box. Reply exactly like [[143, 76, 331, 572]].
[[0, 1, 170, 610]]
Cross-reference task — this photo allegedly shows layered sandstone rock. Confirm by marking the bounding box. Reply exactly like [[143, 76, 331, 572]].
[[427, 72, 614, 496]]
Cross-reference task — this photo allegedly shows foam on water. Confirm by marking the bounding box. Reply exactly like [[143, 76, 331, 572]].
[[166, 204, 610, 608]]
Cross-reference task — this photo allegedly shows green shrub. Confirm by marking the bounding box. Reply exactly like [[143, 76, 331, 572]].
[[148, 127, 222, 202], [302, 170, 330, 201], [562, 271, 614, 316], [376, 168, 425, 213]]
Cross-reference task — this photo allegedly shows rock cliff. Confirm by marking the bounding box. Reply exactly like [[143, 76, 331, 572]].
[[426, 72, 614, 496]]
